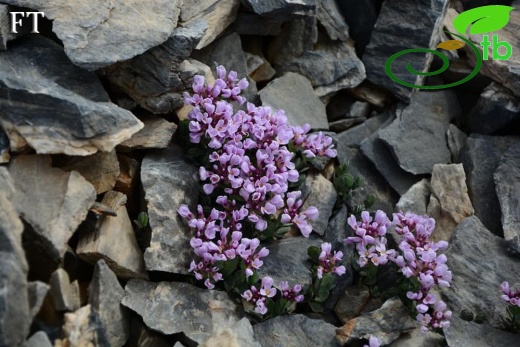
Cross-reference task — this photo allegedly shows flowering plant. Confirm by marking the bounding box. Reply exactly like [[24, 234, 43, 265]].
[[345, 211, 453, 333], [500, 281, 520, 332], [177, 66, 343, 319]]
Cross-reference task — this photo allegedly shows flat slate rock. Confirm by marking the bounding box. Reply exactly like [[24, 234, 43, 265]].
[[440, 216, 520, 328], [2, 0, 182, 70], [317, 0, 350, 41], [447, 124, 467, 163], [253, 314, 340, 347], [242, 0, 316, 20], [443, 315, 519, 347], [141, 146, 199, 274], [22, 332, 53, 347], [494, 141, 520, 256], [467, 82, 520, 135], [460, 135, 519, 236], [107, 21, 207, 114], [201, 318, 261, 347], [336, 113, 391, 154], [259, 72, 328, 130], [118, 116, 177, 150], [122, 280, 243, 344], [362, 0, 449, 102], [301, 174, 337, 235], [395, 179, 431, 215], [0, 35, 143, 156]]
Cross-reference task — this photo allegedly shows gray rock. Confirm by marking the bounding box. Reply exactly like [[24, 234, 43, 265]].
[[60, 305, 98, 346], [401, 90, 462, 124], [337, 0, 378, 54], [443, 315, 519, 347], [141, 146, 199, 274], [340, 148, 398, 214], [126, 318, 170, 347], [89, 259, 130, 347], [466, 4, 520, 100], [440, 216, 520, 328], [10, 155, 96, 269], [334, 286, 382, 324], [362, 0, 449, 101], [53, 150, 120, 194], [0, 5, 11, 50], [180, 0, 219, 22], [468, 82, 520, 135], [2, 0, 182, 70], [22, 332, 53, 347], [49, 269, 81, 312], [360, 127, 419, 196], [427, 164, 474, 242], [350, 101, 372, 119], [118, 116, 176, 150], [107, 21, 207, 114], [0, 126, 9, 163], [76, 191, 148, 280], [349, 82, 389, 108], [201, 318, 261, 347], [336, 297, 417, 346], [28, 281, 50, 320], [267, 17, 317, 66], [192, 32, 258, 103], [388, 327, 445, 347], [241, 0, 316, 20], [301, 174, 337, 235], [0, 167, 30, 347], [317, 0, 350, 41], [0, 36, 143, 155], [329, 118, 366, 133], [233, 12, 283, 36], [253, 314, 340, 347], [447, 124, 467, 163], [122, 280, 243, 343], [379, 110, 452, 175], [180, 0, 240, 49], [461, 135, 519, 236], [495, 141, 520, 256], [396, 179, 431, 215], [336, 113, 391, 155], [258, 236, 322, 287], [259, 72, 328, 130]]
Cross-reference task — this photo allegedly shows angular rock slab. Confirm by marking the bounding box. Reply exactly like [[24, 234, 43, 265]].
[[440, 216, 520, 328], [10, 155, 96, 263], [2, 0, 182, 70], [447, 124, 467, 163], [461, 135, 519, 235], [427, 164, 474, 242], [0, 36, 143, 155], [336, 297, 417, 346], [49, 268, 80, 312], [122, 280, 243, 344], [362, 0, 449, 101], [396, 179, 431, 215], [253, 314, 340, 347], [388, 327, 445, 347], [336, 113, 391, 153], [22, 332, 53, 347], [242, 0, 316, 20], [259, 72, 328, 129], [443, 315, 519, 347], [107, 21, 207, 114], [317, 0, 350, 42], [257, 236, 322, 287], [495, 141, 520, 256], [141, 146, 199, 274], [89, 260, 130, 347], [0, 167, 30, 347], [28, 281, 50, 320], [118, 116, 176, 150], [302, 174, 337, 235], [201, 318, 261, 347], [77, 191, 147, 279]]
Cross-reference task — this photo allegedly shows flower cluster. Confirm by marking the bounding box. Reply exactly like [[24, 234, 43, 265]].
[[182, 65, 336, 237], [501, 281, 520, 306], [242, 277, 303, 315], [345, 211, 453, 332], [317, 242, 346, 279]]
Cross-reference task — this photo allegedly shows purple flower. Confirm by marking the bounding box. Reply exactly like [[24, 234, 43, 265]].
[[260, 276, 277, 298], [363, 336, 381, 347]]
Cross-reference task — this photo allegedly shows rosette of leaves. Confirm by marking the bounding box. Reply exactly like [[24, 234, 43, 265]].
[[333, 162, 375, 215]]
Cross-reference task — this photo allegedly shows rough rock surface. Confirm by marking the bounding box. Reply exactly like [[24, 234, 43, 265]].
[[10, 155, 96, 266], [49, 269, 81, 312], [362, 0, 450, 101], [317, 0, 350, 42], [259, 72, 328, 129], [443, 315, 519, 347], [253, 314, 340, 347], [122, 280, 243, 344], [336, 113, 391, 154], [53, 150, 120, 194], [388, 327, 445, 347], [396, 179, 431, 215], [427, 164, 474, 242], [0, 36, 143, 155], [302, 174, 337, 235], [28, 281, 50, 320], [22, 332, 53, 347], [108, 21, 207, 114], [440, 216, 520, 328], [201, 318, 261, 347], [461, 135, 519, 235], [118, 116, 176, 151], [141, 146, 199, 274], [494, 141, 520, 256], [89, 260, 130, 347], [0, 167, 30, 347], [447, 124, 467, 163], [0, 126, 9, 163], [1, 0, 182, 70], [242, 0, 316, 20], [76, 190, 148, 279]]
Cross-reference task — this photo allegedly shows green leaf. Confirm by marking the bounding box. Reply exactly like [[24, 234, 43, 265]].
[[309, 301, 324, 313], [137, 212, 148, 228], [453, 5, 514, 35], [474, 313, 486, 324], [460, 310, 474, 322], [307, 246, 320, 263]]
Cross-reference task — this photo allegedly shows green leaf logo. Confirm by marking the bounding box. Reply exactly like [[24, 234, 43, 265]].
[[453, 5, 514, 35]]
